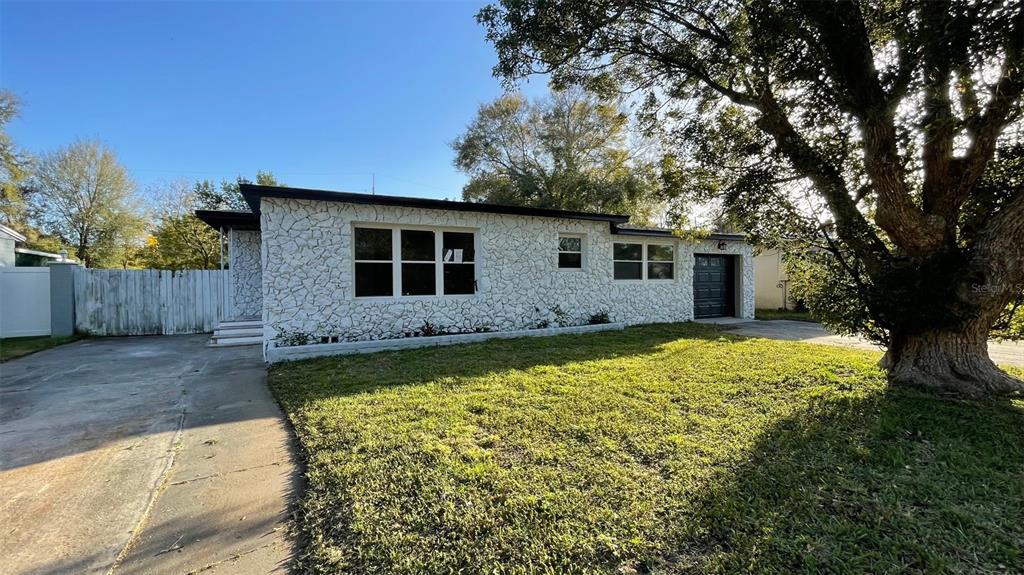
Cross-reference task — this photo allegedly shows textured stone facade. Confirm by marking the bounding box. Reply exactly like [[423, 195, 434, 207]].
[[258, 197, 754, 344], [228, 229, 262, 319]]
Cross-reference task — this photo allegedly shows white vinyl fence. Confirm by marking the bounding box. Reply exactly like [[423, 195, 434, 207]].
[[0, 267, 51, 337], [74, 268, 229, 336]]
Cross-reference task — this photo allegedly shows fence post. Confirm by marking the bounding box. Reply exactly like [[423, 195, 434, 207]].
[[48, 261, 81, 337]]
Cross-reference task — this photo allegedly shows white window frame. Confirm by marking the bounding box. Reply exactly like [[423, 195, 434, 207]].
[[352, 223, 480, 300], [612, 240, 676, 282], [557, 233, 585, 271]]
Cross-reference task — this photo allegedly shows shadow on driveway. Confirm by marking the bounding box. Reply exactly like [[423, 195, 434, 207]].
[[0, 335, 300, 575]]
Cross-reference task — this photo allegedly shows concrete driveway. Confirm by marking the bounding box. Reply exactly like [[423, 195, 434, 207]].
[[0, 336, 298, 575], [701, 318, 1024, 367]]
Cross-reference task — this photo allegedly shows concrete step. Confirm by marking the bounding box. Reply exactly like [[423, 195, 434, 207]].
[[207, 335, 263, 347], [217, 319, 262, 329], [213, 327, 262, 338]]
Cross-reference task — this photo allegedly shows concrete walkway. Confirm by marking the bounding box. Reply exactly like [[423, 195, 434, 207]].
[[698, 318, 1024, 367], [0, 336, 298, 575]]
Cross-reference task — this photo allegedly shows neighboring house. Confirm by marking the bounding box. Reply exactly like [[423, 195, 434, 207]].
[[15, 247, 69, 267], [0, 224, 26, 267], [0, 224, 73, 267], [754, 248, 791, 310], [197, 184, 755, 359]]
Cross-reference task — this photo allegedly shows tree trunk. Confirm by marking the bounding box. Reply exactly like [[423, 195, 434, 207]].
[[881, 326, 1023, 398]]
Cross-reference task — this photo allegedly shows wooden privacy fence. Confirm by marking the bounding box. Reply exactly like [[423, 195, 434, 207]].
[[74, 268, 229, 336]]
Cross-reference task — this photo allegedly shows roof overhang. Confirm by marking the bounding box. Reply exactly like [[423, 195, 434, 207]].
[[194, 210, 260, 230], [0, 223, 27, 242], [238, 184, 631, 224], [610, 223, 746, 242]]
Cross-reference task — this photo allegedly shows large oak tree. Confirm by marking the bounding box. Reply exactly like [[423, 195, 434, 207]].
[[453, 89, 663, 220], [480, 0, 1024, 397]]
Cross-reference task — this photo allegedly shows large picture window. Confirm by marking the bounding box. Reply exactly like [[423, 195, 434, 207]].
[[613, 242, 674, 280], [354, 226, 477, 298]]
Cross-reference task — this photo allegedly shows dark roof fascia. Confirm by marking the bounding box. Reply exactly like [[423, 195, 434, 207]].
[[610, 223, 746, 242], [194, 210, 260, 230], [239, 184, 631, 224]]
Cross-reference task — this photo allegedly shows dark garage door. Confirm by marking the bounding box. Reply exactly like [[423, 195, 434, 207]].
[[693, 254, 734, 318]]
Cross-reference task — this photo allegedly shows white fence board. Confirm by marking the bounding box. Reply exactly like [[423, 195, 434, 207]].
[[0, 267, 51, 337], [74, 268, 228, 336]]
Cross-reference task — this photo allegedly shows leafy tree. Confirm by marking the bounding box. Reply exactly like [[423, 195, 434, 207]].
[[0, 90, 33, 228], [480, 0, 1024, 397], [145, 180, 222, 270], [453, 89, 665, 221], [195, 170, 280, 211], [31, 140, 146, 267]]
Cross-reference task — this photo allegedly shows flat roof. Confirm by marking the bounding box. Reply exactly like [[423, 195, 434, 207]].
[[195, 185, 747, 243], [238, 184, 631, 223]]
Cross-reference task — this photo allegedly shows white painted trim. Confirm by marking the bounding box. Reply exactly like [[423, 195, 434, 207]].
[[265, 321, 625, 363]]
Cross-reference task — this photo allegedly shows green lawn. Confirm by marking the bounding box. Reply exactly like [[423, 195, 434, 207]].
[[0, 334, 82, 362], [269, 323, 1024, 574], [755, 308, 816, 321]]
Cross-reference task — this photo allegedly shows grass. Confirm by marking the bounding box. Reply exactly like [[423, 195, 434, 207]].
[[755, 308, 816, 321], [269, 323, 1024, 575], [0, 334, 83, 362]]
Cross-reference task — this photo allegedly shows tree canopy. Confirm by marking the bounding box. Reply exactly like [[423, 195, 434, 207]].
[[453, 89, 668, 221], [480, 0, 1023, 396], [32, 140, 146, 268]]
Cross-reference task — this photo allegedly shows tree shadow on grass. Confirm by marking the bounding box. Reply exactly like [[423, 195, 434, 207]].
[[669, 388, 1024, 574]]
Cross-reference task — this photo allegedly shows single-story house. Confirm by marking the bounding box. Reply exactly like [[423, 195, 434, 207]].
[[197, 184, 754, 360]]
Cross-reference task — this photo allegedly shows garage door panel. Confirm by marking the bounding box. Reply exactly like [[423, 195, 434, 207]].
[[693, 254, 734, 318]]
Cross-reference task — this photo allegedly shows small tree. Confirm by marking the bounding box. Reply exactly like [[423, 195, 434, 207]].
[[453, 89, 665, 221], [32, 140, 145, 268], [480, 0, 1024, 397]]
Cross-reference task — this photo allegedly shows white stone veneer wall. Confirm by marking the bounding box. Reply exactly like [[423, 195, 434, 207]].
[[260, 197, 754, 343], [228, 229, 263, 319]]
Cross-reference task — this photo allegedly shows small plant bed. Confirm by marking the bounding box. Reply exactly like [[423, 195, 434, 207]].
[[755, 308, 816, 322], [269, 323, 1024, 574], [0, 334, 83, 362], [266, 322, 623, 363]]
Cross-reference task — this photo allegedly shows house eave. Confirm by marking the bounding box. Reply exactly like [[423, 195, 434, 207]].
[[195, 210, 261, 230]]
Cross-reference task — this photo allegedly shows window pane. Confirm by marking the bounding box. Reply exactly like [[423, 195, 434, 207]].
[[401, 230, 435, 261], [355, 262, 392, 297], [613, 243, 642, 261], [443, 232, 475, 262], [647, 244, 674, 262], [354, 228, 392, 260], [558, 253, 582, 268], [444, 264, 475, 294], [559, 236, 581, 252], [401, 263, 436, 295], [648, 262, 674, 279], [614, 261, 642, 280]]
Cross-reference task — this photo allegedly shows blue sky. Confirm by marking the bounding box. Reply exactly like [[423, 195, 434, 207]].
[[2, 1, 547, 200]]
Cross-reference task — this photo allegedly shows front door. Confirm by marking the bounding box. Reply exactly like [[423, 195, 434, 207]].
[[693, 254, 734, 318]]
